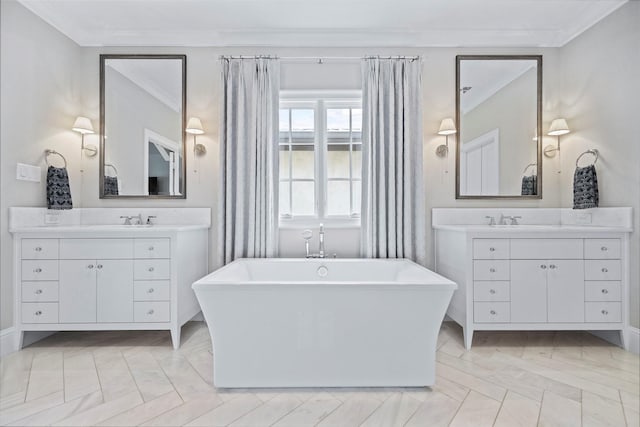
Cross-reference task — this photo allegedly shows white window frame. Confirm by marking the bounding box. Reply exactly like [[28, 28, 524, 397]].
[[279, 90, 362, 228]]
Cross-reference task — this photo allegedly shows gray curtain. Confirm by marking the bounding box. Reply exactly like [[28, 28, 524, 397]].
[[360, 57, 425, 264], [219, 57, 280, 264]]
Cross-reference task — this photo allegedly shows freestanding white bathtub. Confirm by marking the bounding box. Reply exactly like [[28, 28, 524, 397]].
[[192, 258, 456, 388]]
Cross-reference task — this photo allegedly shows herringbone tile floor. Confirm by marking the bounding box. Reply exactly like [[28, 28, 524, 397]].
[[1, 322, 638, 426]]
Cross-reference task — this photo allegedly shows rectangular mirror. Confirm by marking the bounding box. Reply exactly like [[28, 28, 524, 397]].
[[100, 54, 186, 198], [456, 55, 542, 199]]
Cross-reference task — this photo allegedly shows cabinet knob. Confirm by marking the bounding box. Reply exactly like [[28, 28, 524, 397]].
[[35, 310, 42, 316], [490, 310, 496, 315], [489, 289, 496, 294], [601, 310, 609, 315], [96, 264, 103, 269], [540, 264, 547, 269], [88, 264, 94, 269], [35, 247, 42, 252], [601, 246, 608, 251], [148, 267, 155, 272], [35, 289, 43, 294], [148, 288, 154, 293], [601, 268, 608, 273], [489, 268, 496, 273], [148, 246, 154, 251], [34, 268, 42, 273], [601, 289, 609, 294], [489, 247, 495, 252], [549, 264, 557, 269], [147, 309, 155, 315]]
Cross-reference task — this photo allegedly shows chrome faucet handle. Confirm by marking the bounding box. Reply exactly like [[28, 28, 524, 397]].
[[510, 216, 522, 225], [485, 216, 496, 226], [146, 215, 156, 225], [120, 216, 132, 225]]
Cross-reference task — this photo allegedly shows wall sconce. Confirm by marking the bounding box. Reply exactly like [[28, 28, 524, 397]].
[[186, 117, 206, 156], [72, 116, 97, 157], [435, 118, 456, 157], [543, 118, 570, 158]]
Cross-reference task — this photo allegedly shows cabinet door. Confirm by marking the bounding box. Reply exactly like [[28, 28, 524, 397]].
[[59, 260, 96, 323], [547, 260, 584, 322], [510, 260, 547, 322], [97, 260, 134, 322]]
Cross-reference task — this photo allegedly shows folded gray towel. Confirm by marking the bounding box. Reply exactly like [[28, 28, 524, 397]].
[[104, 176, 119, 195], [521, 175, 537, 195], [573, 164, 599, 209], [46, 166, 73, 210]]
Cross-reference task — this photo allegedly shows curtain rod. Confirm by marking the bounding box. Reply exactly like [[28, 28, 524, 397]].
[[219, 55, 420, 63]]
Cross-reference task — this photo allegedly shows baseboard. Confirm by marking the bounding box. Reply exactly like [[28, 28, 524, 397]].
[[589, 328, 639, 354], [0, 328, 55, 357], [628, 327, 640, 355]]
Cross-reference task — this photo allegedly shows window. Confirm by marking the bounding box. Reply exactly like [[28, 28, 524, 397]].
[[279, 92, 362, 224]]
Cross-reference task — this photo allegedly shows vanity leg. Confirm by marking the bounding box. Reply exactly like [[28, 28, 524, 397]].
[[463, 328, 474, 350], [619, 329, 628, 350], [18, 330, 25, 350], [170, 327, 181, 350]]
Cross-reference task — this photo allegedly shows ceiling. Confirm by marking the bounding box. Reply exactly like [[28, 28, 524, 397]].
[[18, 0, 627, 48]]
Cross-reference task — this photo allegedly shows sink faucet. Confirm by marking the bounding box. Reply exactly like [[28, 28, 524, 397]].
[[132, 214, 143, 225], [498, 214, 509, 225]]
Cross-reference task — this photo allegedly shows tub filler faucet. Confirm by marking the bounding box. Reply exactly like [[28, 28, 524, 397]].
[[302, 224, 331, 258]]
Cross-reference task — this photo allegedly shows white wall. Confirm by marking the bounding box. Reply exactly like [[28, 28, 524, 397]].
[[2, 0, 636, 332], [557, 1, 640, 328]]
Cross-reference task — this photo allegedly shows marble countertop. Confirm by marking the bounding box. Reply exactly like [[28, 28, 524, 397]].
[[433, 224, 632, 233], [10, 224, 210, 234]]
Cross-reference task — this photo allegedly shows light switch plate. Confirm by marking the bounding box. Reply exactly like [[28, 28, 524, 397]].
[[16, 163, 41, 182], [576, 212, 592, 224]]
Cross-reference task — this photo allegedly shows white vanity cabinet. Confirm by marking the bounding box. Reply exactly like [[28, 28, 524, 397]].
[[433, 208, 632, 350], [13, 226, 209, 350]]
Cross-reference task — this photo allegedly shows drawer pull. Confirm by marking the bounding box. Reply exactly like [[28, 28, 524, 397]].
[[601, 246, 608, 251], [88, 264, 94, 269], [35, 247, 42, 252], [549, 264, 557, 269], [35, 310, 42, 316], [148, 288, 154, 293], [489, 247, 495, 252], [149, 246, 154, 251], [601, 289, 609, 294], [601, 310, 609, 315], [540, 264, 547, 269], [490, 310, 496, 315], [601, 268, 608, 273], [96, 264, 103, 269], [147, 309, 155, 315], [489, 289, 496, 294], [148, 267, 155, 272], [34, 268, 42, 273], [489, 268, 496, 273], [35, 289, 43, 295]]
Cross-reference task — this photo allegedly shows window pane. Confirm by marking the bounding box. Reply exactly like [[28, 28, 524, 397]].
[[351, 180, 361, 216], [352, 144, 362, 178], [279, 146, 290, 180], [327, 180, 350, 216], [279, 109, 290, 132], [279, 181, 290, 216], [291, 109, 314, 131], [291, 145, 314, 179], [327, 109, 350, 131], [327, 145, 350, 179], [352, 108, 362, 131], [292, 181, 315, 216]]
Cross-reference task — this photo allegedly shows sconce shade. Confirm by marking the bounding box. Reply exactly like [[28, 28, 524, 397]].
[[548, 118, 570, 136], [437, 118, 457, 135], [186, 117, 205, 135], [72, 116, 94, 134]]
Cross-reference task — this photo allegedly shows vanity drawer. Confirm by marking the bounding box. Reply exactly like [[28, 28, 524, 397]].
[[22, 281, 58, 302], [474, 302, 510, 323], [134, 281, 170, 301], [585, 281, 621, 302], [510, 239, 583, 259], [584, 239, 621, 259], [473, 260, 509, 281], [585, 302, 621, 323], [473, 239, 509, 260], [21, 260, 58, 281], [21, 239, 58, 260], [585, 260, 621, 280], [60, 239, 133, 259], [474, 281, 510, 302], [22, 303, 59, 324], [134, 260, 170, 280], [134, 239, 170, 259], [134, 301, 170, 322]]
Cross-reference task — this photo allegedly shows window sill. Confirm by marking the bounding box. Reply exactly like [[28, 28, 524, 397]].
[[279, 217, 361, 229]]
